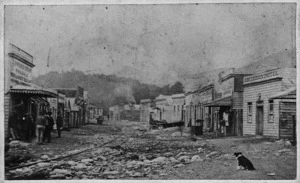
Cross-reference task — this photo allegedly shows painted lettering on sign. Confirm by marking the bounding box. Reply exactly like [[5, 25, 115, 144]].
[[244, 70, 279, 84], [10, 58, 32, 86]]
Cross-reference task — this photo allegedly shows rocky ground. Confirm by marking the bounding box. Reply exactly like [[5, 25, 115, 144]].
[[5, 120, 297, 180]]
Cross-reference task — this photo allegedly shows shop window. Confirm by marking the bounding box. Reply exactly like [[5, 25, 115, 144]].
[[269, 100, 274, 123], [247, 102, 252, 123]]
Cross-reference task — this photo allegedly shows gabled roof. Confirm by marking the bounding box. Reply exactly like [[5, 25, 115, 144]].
[[269, 87, 296, 99]]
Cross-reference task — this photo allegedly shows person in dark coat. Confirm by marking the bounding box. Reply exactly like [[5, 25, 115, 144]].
[[43, 112, 54, 143], [56, 112, 63, 138]]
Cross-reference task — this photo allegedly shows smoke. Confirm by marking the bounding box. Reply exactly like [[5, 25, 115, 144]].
[[113, 84, 136, 103]]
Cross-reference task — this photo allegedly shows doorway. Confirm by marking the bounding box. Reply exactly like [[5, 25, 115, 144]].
[[256, 106, 264, 135]]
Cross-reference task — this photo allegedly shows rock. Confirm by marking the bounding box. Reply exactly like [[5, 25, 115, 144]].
[[278, 149, 292, 153], [176, 152, 186, 157], [98, 156, 107, 161], [75, 171, 84, 176], [275, 139, 285, 144], [156, 136, 164, 140], [268, 172, 276, 176], [169, 157, 180, 163], [151, 157, 167, 164], [171, 131, 182, 137], [139, 155, 147, 160], [164, 152, 173, 157], [41, 155, 49, 160], [191, 155, 203, 162], [74, 163, 87, 170], [178, 156, 190, 162], [67, 161, 76, 166], [107, 175, 115, 179], [37, 162, 51, 167], [206, 151, 219, 158], [174, 164, 185, 168], [81, 159, 94, 164], [160, 173, 167, 176], [223, 154, 233, 159], [186, 170, 194, 174], [52, 169, 71, 175], [50, 174, 65, 179], [197, 148, 204, 153], [285, 141, 292, 146], [103, 171, 120, 175], [130, 172, 142, 177]]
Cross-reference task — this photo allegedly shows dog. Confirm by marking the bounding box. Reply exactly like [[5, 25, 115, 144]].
[[233, 152, 255, 171]]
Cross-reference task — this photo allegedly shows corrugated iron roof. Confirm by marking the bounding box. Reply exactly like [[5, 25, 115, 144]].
[[10, 85, 57, 97]]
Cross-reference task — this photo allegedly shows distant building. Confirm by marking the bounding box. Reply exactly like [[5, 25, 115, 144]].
[[140, 99, 152, 122]]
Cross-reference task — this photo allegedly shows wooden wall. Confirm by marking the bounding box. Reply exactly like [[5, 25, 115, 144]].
[[279, 101, 296, 139], [243, 80, 282, 137]]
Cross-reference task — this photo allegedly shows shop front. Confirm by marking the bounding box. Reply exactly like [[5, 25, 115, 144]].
[[4, 44, 57, 141], [205, 69, 247, 137], [242, 68, 296, 139]]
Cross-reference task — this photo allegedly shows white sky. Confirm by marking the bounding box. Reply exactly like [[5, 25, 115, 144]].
[[4, 3, 296, 86]]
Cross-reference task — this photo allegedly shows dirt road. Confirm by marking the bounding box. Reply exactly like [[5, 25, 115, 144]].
[[5, 121, 297, 180]]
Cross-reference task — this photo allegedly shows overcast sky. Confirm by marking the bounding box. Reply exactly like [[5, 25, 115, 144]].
[[5, 3, 296, 86]]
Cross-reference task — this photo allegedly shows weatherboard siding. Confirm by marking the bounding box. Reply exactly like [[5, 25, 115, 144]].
[[243, 80, 282, 137]]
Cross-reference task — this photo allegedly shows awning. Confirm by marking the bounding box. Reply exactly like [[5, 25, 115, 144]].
[[204, 96, 232, 107], [10, 85, 57, 98], [31, 96, 49, 104]]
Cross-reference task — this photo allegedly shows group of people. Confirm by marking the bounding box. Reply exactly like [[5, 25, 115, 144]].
[[36, 111, 63, 144]]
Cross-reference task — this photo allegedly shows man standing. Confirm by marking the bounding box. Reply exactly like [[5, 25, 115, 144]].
[[43, 112, 54, 143], [36, 112, 46, 144], [56, 112, 63, 138]]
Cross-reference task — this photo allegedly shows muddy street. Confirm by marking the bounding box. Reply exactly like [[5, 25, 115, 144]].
[[5, 121, 297, 180]]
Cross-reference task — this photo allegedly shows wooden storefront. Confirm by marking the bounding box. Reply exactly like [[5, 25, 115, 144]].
[[242, 68, 296, 139]]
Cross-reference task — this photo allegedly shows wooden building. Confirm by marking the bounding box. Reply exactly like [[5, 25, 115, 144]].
[[185, 84, 214, 130], [140, 99, 152, 122], [242, 68, 296, 139], [205, 68, 249, 136], [4, 43, 57, 141]]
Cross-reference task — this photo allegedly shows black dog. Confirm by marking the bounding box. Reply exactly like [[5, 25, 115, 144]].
[[233, 152, 255, 170]]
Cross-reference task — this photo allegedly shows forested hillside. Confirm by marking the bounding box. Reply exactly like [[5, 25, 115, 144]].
[[32, 70, 184, 114]]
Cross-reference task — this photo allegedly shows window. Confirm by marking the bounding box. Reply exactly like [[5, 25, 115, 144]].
[[269, 100, 274, 122], [247, 102, 252, 123]]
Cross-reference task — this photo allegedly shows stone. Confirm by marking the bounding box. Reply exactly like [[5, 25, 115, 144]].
[[50, 174, 65, 179], [285, 141, 292, 146], [164, 152, 173, 157], [223, 154, 234, 159], [67, 161, 76, 166], [37, 162, 51, 167], [171, 132, 182, 137], [174, 164, 185, 168], [197, 148, 204, 153], [130, 172, 142, 177], [278, 149, 292, 153], [103, 171, 120, 175], [74, 163, 87, 170], [176, 152, 186, 157], [75, 171, 84, 176], [52, 169, 71, 175], [156, 136, 164, 140], [81, 159, 94, 164], [169, 157, 180, 163], [206, 151, 219, 158], [107, 175, 115, 179], [98, 155, 107, 161], [275, 139, 285, 144], [191, 155, 203, 162], [151, 157, 167, 164], [178, 156, 190, 162], [41, 155, 49, 160]]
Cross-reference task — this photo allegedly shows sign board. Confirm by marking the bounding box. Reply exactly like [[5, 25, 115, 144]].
[[48, 98, 58, 109], [244, 70, 280, 85], [10, 57, 33, 86]]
